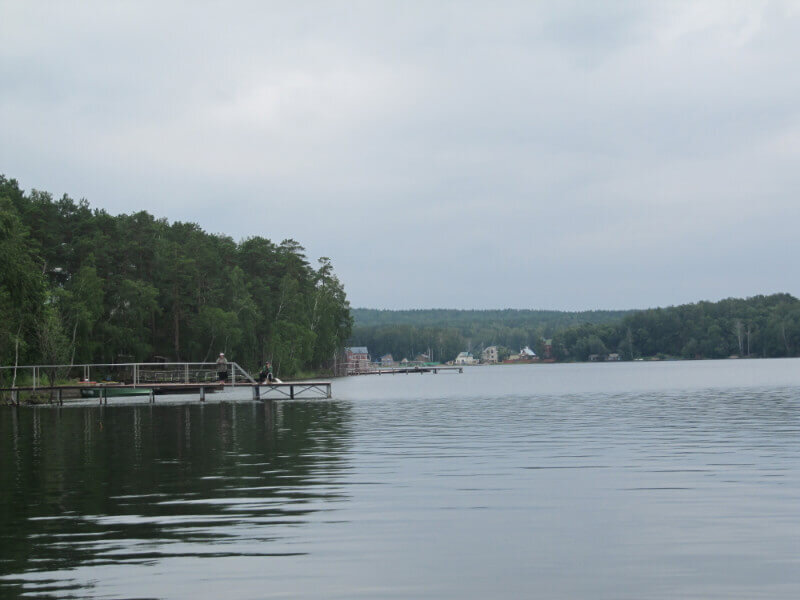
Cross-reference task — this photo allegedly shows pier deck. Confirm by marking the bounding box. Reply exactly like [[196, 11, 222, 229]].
[[0, 381, 332, 405], [254, 381, 332, 400]]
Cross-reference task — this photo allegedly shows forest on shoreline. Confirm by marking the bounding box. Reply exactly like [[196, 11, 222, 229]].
[[350, 295, 800, 363], [4, 174, 799, 380], [350, 308, 633, 363], [0, 176, 352, 380]]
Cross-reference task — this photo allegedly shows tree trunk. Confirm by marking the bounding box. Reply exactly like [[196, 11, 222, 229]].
[[173, 304, 181, 361], [746, 324, 751, 357], [734, 320, 744, 356], [12, 325, 21, 388], [782, 323, 790, 355], [627, 328, 634, 360], [70, 320, 79, 367]]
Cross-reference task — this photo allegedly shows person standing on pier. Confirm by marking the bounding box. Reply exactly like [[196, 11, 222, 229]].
[[216, 353, 228, 382]]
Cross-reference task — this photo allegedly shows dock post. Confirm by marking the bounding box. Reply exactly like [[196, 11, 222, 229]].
[[327, 383, 332, 399], [57, 389, 63, 406], [149, 389, 155, 403], [199, 386, 205, 402], [252, 385, 259, 401], [11, 390, 18, 405], [290, 385, 295, 400]]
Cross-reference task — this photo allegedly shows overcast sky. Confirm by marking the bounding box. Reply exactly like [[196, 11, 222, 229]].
[[2, 1, 799, 310]]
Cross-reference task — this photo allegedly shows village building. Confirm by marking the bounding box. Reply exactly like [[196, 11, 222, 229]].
[[504, 345, 538, 363], [345, 346, 370, 372], [380, 354, 395, 367], [482, 346, 499, 364], [454, 351, 477, 365]]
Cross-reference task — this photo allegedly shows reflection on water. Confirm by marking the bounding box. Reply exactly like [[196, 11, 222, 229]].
[[0, 401, 352, 598], [1, 360, 800, 599]]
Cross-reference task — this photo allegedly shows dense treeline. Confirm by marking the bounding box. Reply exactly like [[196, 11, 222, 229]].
[[552, 294, 800, 361], [350, 308, 634, 362], [350, 296, 800, 363], [353, 308, 633, 328], [0, 176, 352, 378]]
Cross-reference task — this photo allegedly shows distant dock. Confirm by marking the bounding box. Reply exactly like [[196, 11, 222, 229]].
[[349, 366, 463, 375]]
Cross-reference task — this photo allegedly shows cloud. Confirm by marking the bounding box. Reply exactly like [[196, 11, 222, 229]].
[[2, 1, 800, 309]]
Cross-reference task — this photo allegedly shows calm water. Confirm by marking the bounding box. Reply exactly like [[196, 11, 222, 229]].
[[1, 360, 799, 599]]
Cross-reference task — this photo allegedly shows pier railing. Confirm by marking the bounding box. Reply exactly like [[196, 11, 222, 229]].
[[0, 361, 255, 390]]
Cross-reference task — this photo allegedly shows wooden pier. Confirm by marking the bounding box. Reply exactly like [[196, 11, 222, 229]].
[[0, 381, 333, 405], [254, 381, 332, 400]]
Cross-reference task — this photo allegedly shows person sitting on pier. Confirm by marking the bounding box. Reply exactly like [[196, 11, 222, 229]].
[[259, 361, 276, 384], [216, 353, 228, 382]]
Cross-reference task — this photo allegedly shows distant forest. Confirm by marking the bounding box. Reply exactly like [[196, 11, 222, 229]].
[[350, 295, 800, 362], [0, 175, 352, 378], [350, 308, 634, 362], [353, 308, 633, 328]]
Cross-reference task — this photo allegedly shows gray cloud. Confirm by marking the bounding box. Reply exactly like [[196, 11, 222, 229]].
[[2, 1, 799, 309]]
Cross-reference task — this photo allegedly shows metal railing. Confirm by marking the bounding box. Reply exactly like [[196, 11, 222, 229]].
[[0, 362, 256, 390]]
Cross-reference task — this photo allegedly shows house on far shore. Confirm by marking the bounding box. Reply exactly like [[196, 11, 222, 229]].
[[380, 354, 395, 367], [504, 345, 538, 363], [482, 346, 499, 364], [454, 351, 477, 365], [607, 353, 621, 361], [345, 346, 370, 372]]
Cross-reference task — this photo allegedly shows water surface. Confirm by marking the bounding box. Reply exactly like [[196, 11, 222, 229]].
[[2, 360, 799, 599]]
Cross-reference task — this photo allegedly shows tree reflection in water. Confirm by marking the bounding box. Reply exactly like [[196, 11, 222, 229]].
[[0, 400, 352, 597]]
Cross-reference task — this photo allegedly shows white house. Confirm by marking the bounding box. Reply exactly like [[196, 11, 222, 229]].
[[454, 351, 477, 365]]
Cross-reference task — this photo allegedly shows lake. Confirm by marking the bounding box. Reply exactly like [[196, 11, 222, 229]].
[[2, 359, 799, 599]]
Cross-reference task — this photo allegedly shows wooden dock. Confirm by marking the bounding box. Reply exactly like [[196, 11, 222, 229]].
[[254, 381, 332, 400], [350, 366, 463, 375], [0, 381, 332, 405]]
